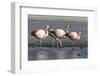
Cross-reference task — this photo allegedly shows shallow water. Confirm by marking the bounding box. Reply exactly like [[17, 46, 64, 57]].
[[28, 47, 88, 61]]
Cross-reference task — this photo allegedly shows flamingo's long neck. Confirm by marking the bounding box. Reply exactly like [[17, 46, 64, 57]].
[[45, 26, 49, 34], [45, 28, 48, 34], [66, 29, 69, 33], [65, 27, 69, 34], [44, 26, 49, 38]]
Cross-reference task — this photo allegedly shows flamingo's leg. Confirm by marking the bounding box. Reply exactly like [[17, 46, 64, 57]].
[[58, 40, 62, 50], [57, 40, 60, 49], [56, 38, 62, 50], [52, 39, 55, 48], [39, 39, 42, 47], [59, 41, 62, 48], [72, 41, 75, 51], [57, 41, 59, 49], [57, 42, 59, 48]]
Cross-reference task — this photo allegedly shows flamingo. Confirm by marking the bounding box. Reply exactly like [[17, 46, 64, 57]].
[[49, 27, 66, 49], [31, 25, 50, 47], [65, 25, 81, 50]]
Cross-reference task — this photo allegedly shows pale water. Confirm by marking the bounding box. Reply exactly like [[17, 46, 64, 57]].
[[28, 47, 88, 61]]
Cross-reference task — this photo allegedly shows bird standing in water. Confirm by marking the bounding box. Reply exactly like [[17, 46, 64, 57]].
[[31, 25, 50, 47], [65, 25, 81, 50], [49, 26, 66, 49]]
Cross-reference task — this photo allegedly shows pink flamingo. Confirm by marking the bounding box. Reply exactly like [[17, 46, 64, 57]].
[[65, 25, 81, 50], [49, 27, 66, 48], [31, 25, 50, 47]]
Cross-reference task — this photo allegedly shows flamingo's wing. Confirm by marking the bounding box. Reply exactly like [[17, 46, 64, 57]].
[[35, 29, 45, 39]]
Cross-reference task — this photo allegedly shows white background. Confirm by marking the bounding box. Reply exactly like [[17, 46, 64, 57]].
[[0, 0, 100, 76]]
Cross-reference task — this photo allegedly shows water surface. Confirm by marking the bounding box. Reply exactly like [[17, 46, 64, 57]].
[[28, 47, 88, 61]]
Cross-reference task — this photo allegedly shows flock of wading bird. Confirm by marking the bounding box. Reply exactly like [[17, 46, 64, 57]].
[[31, 25, 81, 50]]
